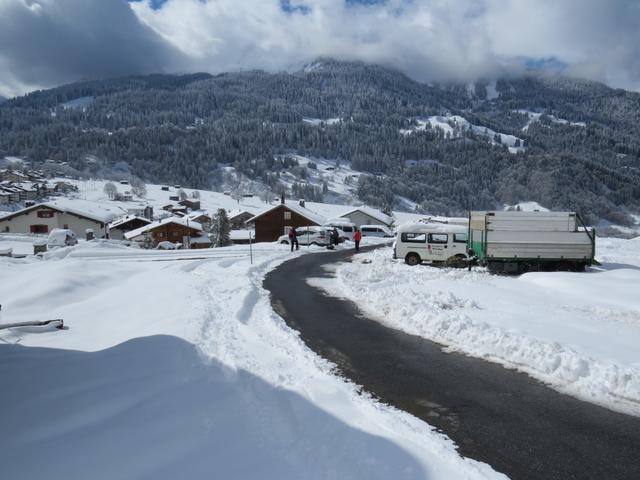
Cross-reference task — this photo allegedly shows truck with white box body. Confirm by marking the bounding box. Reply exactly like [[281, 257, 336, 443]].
[[468, 211, 595, 273]]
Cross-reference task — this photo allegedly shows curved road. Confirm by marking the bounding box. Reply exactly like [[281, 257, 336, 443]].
[[264, 247, 640, 480]]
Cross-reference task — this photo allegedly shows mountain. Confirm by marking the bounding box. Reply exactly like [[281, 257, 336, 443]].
[[1, 60, 639, 225]]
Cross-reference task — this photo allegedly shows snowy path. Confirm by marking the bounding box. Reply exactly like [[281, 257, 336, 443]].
[[264, 248, 640, 480]]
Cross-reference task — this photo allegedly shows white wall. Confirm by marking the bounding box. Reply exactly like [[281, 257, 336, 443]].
[[0, 208, 105, 237]]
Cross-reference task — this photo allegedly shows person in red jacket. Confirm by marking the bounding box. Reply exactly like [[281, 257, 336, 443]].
[[353, 227, 362, 252]]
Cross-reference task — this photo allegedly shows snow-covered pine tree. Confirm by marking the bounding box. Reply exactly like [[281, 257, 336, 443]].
[[212, 208, 231, 247]]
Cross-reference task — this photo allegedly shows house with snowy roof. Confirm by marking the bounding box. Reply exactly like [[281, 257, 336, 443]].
[[125, 216, 211, 249], [107, 215, 152, 240], [338, 206, 393, 227], [0, 201, 117, 236], [248, 200, 325, 243], [228, 209, 255, 230]]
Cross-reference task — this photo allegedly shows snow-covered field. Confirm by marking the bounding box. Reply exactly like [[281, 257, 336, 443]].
[[312, 237, 640, 417], [0, 243, 504, 480], [400, 115, 525, 154]]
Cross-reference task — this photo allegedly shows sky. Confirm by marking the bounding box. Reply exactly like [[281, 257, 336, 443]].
[[1, 0, 639, 98]]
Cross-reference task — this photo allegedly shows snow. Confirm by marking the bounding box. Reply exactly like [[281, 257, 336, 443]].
[[302, 117, 342, 126], [311, 237, 640, 417], [0, 242, 504, 480], [503, 201, 550, 212], [401, 115, 525, 154], [60, 95, 94, 111], [516, 109, 586, 131]]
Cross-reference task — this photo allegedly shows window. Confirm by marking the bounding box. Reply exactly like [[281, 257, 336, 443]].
[[453, 233, 468, 243], [3, 226, 9, 233], [63, 224, 69, 229], [400, 232, 426, 243], [37, 210, 54, 218], [428, 233, 448, 244], [284, 211, 292, 220], [30, 224, 48, 234], [362, 227, 375, 233], [342, 226, 353, 232], [157, 232, 165, 238]]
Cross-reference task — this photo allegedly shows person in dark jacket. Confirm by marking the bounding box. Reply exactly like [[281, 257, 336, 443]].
[[353, 227, 362, 252], [332, 228, 340, 247], [288, 228, 299, 251]]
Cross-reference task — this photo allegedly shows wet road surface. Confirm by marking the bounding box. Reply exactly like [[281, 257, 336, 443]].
[[264, 247, 640, 480]]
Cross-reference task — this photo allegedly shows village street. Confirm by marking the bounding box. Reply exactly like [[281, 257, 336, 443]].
[[264, 247, 640, 480]]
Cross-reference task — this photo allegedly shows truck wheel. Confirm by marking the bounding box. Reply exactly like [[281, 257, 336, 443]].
[[446, 254, 467, 268], [405, 253, 421, 266]]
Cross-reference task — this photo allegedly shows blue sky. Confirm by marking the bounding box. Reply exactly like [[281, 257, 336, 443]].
[[1, 0, 639, 97]]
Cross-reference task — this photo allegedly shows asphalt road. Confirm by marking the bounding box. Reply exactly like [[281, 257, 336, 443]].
[[263, 247, 640, 480]]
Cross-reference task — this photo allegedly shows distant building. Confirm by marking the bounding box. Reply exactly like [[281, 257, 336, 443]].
[[228, 209, 254, 230], [0, 203, 112, 236], [107, 215, 152, 240], [125, 217, 210, 249], [248, 201, 325, 243], [339, 206, 393, 227]]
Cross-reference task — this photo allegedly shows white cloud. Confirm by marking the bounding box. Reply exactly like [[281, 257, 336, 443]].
[[1, 0, 640, 97]]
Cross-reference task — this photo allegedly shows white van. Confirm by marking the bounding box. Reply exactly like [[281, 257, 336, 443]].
[[360, 225, 394, 238], [393, 223, 469, 266]]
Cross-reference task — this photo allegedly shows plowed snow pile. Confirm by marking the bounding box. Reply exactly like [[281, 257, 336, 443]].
[[313, 237, 640, 416]]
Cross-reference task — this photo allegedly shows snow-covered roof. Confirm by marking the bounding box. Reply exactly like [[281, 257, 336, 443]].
[[0, 200, 119, 224], [397, 222, 468, 234], [108, 215, 151, 230], [125, 216, 203, 240], [248, 201, 325, 225], [228, 209, 253, 220], [339, 206, 393, 226]]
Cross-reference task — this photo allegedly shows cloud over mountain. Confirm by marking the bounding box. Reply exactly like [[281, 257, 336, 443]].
[[1, 0, 640, 97]]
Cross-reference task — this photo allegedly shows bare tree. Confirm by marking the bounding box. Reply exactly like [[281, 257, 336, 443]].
[[178, 188, 187, 201], [103, 182, 117, 200], [191, 190, 200, 199], [130, 177, 147, 198]]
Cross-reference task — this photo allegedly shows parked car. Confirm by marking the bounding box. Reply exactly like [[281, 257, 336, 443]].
[[156, 241, 182, 250], [278, 226, 330, 246], [360, 225, 394, 238], [47, 228, 78, 248], [323, 220, 356, 241], [393, 223, 468, 266]]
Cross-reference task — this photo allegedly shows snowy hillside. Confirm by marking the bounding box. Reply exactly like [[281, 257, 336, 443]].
[[401, 115, 526, 154]]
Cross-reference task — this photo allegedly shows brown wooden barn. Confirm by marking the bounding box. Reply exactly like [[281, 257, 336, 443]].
[[248, 202, 325, 243]]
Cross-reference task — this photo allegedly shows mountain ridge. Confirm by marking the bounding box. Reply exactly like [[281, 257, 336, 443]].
[[1, 60, 639, 225]]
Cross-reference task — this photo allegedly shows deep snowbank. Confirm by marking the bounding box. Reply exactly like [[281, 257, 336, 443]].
[[0, 243, 504, 480], [311, 238, 640, 416], [0, 335, 429, 480]]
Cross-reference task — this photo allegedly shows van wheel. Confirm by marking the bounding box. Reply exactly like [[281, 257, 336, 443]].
[[405, 253, 421, 266], [280, 240, 289, 245], [310, 242, 318, 246]]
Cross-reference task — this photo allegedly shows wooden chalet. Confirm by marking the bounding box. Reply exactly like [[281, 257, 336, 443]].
[[125, 217, 211, 249], [248, 201, 325, 243]]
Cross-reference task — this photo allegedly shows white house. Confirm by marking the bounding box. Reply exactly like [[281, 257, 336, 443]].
[[0, 202, 117, 237], [338, 206, 393, 227]]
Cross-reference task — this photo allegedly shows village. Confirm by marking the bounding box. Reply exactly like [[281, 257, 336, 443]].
[[0, 167, 409, 257]]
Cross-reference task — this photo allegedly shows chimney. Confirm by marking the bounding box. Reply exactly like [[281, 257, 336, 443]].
[[299, 199, 305, 208], [280, 192, 285, 205]]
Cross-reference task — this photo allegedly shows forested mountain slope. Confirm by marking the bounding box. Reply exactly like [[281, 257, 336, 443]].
[[1, 60, 639, 224]]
